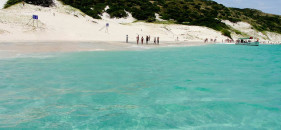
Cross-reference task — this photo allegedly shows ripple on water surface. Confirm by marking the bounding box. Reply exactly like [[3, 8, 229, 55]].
[[0, 44, 281, 129]]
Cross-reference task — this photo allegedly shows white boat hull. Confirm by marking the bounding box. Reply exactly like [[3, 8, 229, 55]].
[[247, 42, 259, 46], [236, 42, 259, 46]]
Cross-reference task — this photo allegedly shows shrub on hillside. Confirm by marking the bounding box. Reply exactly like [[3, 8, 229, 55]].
[[4, 0, 21, 8], [221, 29, 231, 38], [4, 0, 281, 36], [5, 0, 54, 8]]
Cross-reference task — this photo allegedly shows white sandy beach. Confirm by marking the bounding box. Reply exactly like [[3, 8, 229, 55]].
[[0, 0, 281, 56], [0, 41, 213, 59], [0, 1, 228, 42]]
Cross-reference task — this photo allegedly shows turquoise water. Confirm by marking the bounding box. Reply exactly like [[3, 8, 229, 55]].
[[0, 44, 281, 129]]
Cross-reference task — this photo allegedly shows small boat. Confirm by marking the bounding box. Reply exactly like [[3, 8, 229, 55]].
[[236, 37, 259, 46]]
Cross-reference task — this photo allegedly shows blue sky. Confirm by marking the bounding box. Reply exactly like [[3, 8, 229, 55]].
[[213, 0, 281, 15]]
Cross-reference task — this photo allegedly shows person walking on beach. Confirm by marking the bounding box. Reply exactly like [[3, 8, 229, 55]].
[[22, 1, 25, 6], [154, 37, 156, 44], [157, 37, 160, 45], [126, 35, 128, 43], [146, 36, 148, 44], [204, 38, 208, 43], [136, 35, 139, 44], [141, 36, 144, 45]]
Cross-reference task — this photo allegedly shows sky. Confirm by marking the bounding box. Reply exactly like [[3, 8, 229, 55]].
[[213, 0, 281, 15]]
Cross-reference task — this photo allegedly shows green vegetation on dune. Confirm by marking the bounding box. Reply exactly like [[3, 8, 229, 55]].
[[59, 0, 160, 20], [232, 8, 281, 34], [4, 0, 21, 8], [4, 0, 53, 8], [5, 0, 281, 38], [157, 0, 281, 37]]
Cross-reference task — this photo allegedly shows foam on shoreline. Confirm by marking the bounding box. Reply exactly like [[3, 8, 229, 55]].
[[0, 2, 280, 59], [0, 41, 211, 59]]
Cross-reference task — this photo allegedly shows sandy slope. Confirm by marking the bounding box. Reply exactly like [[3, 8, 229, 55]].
[[0, 1, 280, 44], [222, 20, 281, 44], [0, 1, 280, 58], [0, 2, 213, 58], [0, 1, 230, 43]]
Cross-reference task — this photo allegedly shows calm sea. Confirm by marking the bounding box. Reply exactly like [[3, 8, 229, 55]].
[[0, 44, 281, 129]]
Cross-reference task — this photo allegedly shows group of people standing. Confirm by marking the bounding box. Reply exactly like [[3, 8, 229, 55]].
[[136, 35, 160, 45], [204, 38, 217, 43], [224, 39, 234, 43]]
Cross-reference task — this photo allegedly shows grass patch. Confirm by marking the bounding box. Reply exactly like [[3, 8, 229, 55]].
[[153, 20, 176, 25]]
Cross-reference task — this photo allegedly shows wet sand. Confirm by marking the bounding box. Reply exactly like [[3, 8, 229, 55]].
[[0, 41, 210, 58]]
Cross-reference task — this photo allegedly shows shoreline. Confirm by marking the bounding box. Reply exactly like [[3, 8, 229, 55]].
[[1, 2, 280, 52], [1, 40, 280, 59], [0, 41, 212, 59]]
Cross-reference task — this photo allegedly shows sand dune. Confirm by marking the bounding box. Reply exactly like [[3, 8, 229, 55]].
[[0, 1, 280, 45], [0, 1, 229, 43]]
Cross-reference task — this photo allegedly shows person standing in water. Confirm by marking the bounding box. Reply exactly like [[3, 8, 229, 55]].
[[204, 38, 208, 43], [136, 35, 139, 44], [157, 37, 160, 44]]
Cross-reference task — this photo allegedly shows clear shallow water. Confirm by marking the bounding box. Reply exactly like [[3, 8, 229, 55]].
[[0, 44, 281, 129]]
